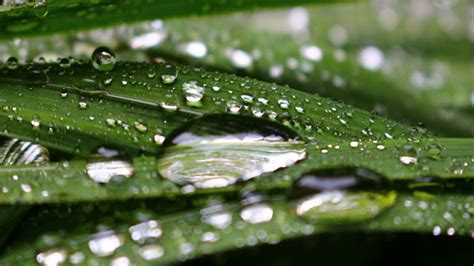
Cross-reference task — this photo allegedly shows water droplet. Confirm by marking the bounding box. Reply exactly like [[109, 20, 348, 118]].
[[201, 203, 232, 229], [157, 114, 306, 189], [128, 220, 162, 244], [0, 138, 49, 165], [86, 160, 134, 183], [278, 99, 289, 109], [134, 121, 148, 133], [399, 144, 418, 165], [240, 203, 274, 224], [36, 249, 67, 266], [91, 47, 116, 72], [358, 46, 384, 71], [78, 101, 88, 109], [88, 231, 123, 257], [300, 45, 323, 62], [427, 143, 442, 159], [110, 256, 130, 266], [291, 168, 396, 224], [139, 244, 165, 261], [33, 1, 48, 18], [182, 81, 204, 104], [58, 58, 71, 69], [181, 41, 207, 58], [160, 64, 178, 84], [6, 56, 18, 70], [227, 49, 253, 68], [349, 140, 359, 148], [226, 101, 242, 113]]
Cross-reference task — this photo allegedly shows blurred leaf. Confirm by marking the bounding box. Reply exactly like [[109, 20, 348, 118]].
[[0, 0, 354, 40]]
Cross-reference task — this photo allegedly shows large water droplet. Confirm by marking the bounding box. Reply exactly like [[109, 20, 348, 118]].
[[86, 160, 134, 184], [157, 114, 306, 189], [91, 47, 116, 72], [0, 138, 49, 165], [291, 168, 396, 224]]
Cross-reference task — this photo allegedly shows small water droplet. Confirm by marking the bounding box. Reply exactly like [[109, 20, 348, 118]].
[[139, 244, 165, 261], [128, 220, 162, 244], [201, 204, 232, 229], [182, 81, 204, 104], [160, 64, 178, 84], [33, 1, 48, 18], [6, 56, 18, 69], [36, 249, 67, 266], [240, 203, 274, 224], [88, 231, 123, 257], [427, 143, 442, 159], [399, 144, 418, 165]]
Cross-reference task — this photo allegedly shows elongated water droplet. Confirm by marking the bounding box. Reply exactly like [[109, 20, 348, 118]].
[[157, 114, 306, 189], [36, 249, 67, 266], [139, 244, 165, 261], [91, 47, 116, 72], [128, 220, 162, 244], [291, 168, 396, 224], [0, 138, 49, 165], [86, 160, 134, 184]]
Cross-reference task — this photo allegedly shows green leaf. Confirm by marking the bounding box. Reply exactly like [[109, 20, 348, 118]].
[[143, 2, 473, 136], [0, 192, 472, 265], [0, 0, 354, 41], [0, 62, 472, 205], [0, 61, 472, 264], [0, 138, 50, 247]]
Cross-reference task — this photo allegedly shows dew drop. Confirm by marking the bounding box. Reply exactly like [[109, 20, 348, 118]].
[[91, 47, 116, 72], [86, 160, 134, 184], [128, 220, 162, 244], [182, 81, 205, 104], [139, 244, 165, 261], [36, 249, 67, 266], [427, 143, 442, 159], [88, 231, 123, 257], [157, 114, 306, 189], [291, 168, 396, 224], [240, 203, 274, 224], [201, 203, 232, 229], [33, 1, 48, 18], [160, 64, 178, 84], [399, 144, 418, 165], [6, 56, 18, 70]]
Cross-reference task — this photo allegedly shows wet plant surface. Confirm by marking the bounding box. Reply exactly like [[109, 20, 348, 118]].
[[0, 0, 473, 265]]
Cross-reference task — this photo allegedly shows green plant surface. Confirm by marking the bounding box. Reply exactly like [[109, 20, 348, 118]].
[[0, 0, 354, 41], [0, 61, 472, 205], [142, 1, 473, 136], [0, 192, 472, 265]]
